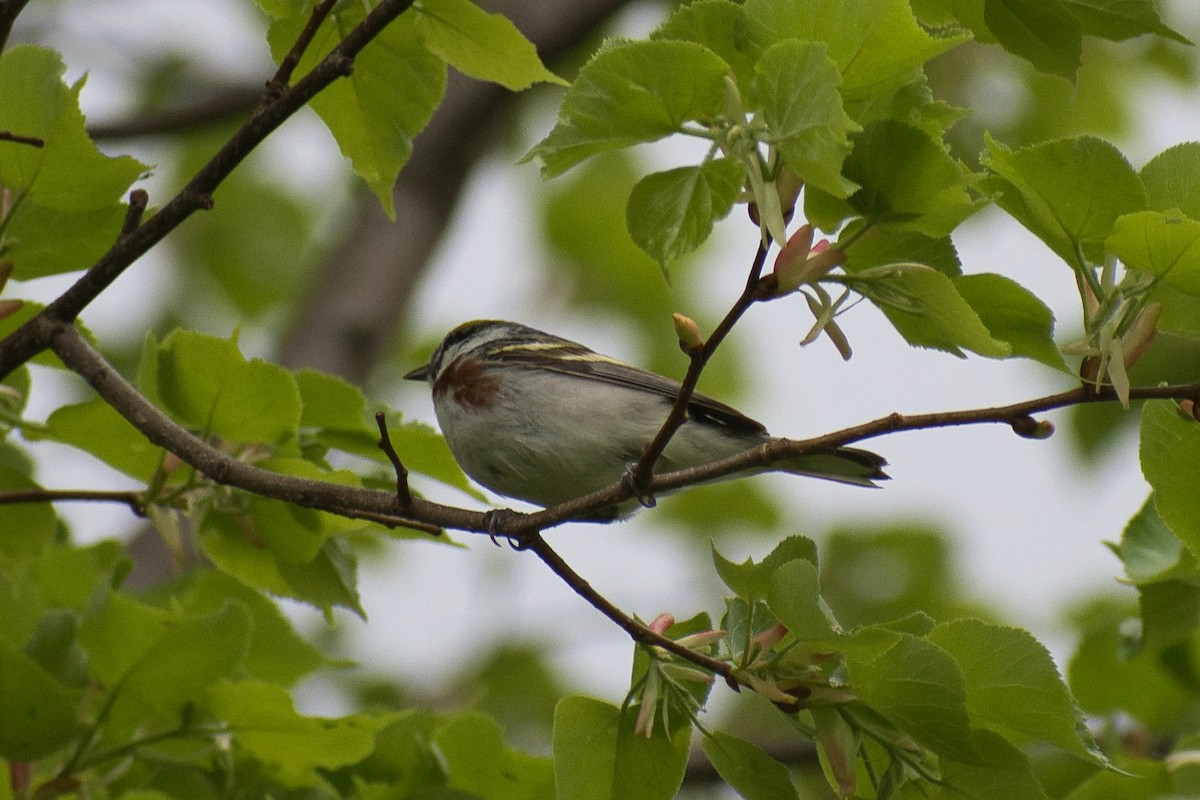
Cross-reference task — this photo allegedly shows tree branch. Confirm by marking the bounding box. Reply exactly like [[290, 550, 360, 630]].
[[375, 411, 414, 507], [0, 130, 44, 147], [43, 320, 473, 531], [87, 86, 262, 141], [520, 533, 739, 687], [0, 0, 418, 380], [43, 311, 1200, 684], [629, 243, 771, 493], [0, 488, 144, 514], [0, 0, 32, 53], [266, 0, 338, 96]]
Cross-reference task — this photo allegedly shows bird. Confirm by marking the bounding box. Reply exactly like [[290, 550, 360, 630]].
[[404, 320, 887, 514]]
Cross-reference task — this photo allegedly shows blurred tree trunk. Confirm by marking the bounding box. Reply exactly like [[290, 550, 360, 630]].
[[276, 0, 633, 381]]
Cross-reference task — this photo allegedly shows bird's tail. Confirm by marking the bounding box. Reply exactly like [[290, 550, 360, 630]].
[[777, 447, 889, 487]]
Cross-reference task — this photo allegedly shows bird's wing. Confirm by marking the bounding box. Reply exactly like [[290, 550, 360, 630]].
[[486, 338, 768, 436]]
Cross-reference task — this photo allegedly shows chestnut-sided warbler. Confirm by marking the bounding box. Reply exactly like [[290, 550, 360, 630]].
[[405, 320, 887, 512]]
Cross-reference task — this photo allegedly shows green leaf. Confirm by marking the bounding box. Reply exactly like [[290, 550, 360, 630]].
[[808, 121, 981, 237], [29, 541, 124, 611], [847, 72, 968, 140], [525, 39, 729, 177], [0, 468, 56, 563], [1137, 579, 1200, 654], [1061, 758, 1172, 799], [383, 420, 480, 498], [742, 0, 966, 100], [44, 396, 162, 481], [1068, 604, 1192, 730], [938, 729, 1053, 800], [414, 0, 564, 90], [751, 40, 858, 197], [866, 269, 1011, 358], [435, 712, 555, 799], [847, 632, 975, 760], [241, 489, 330, 564], [1061, 0, 1191, 44], [181, 570, 328, 687], [155, 329, 302, 444], [0, 641, 83, 760], [1140, 400, 1200, 557], [843, 227, 962, 275], [200, 513, 364, 616], [268, 11, 446, 217], [954, 273, 1066, 369], [766, 559, 838, 640], [1141, 142, 1200, 216], [81, 595, 251, 723], [983, 0, 1082, 80], [23, 610, 88, 689], [0, 46, 146, 279], [700, 731, 799, 800], [354, 710, 445, 790], [928, 619, 1106, 763], [173, 167, 317, 317], [982, 134, 1146, 265], [626, 158, 744, 270], [1108, 210, 1200, 297], [295, 368, 371, 432], [1115, 496, 1195, 586], [552, 695, 690, 800], [711, 536, 818, 599], [208, 680, 378, 787], [652, 1, 760, 96]]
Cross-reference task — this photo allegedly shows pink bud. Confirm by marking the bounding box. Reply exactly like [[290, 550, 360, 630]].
[[674, 629, 726, 650], [1122, 303, 1161, 370], [750, 623, 787, 654], [771, 224, 815, 293], [812, 707, 857, 797], [648, 613, 675, 636], [771, 226, 846, 295], [0, 299, 22, 320]]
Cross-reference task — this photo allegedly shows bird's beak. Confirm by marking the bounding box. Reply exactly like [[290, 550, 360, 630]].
[[403, 363, 431, 381]]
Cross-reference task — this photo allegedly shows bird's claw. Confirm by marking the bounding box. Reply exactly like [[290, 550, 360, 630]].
[[482, 508, 530, 549], [621, 464, 657, 509]]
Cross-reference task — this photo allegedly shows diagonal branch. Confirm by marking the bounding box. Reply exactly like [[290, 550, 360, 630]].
[[0, 0, 418, 380], [266, 0, 339, 95], [520, 533, 738, 686], [0, 0, 32, 53], [628, 242, 771, 493]]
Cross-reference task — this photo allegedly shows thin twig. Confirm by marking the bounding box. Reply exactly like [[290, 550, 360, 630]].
[[375, 411, 414, 506], [338, 509, 441, 535], [0, 130, 44, 148], [120, 189, 149, 238], [0, 488, 145, 515], [629, 242, 771, 491], [266, 0, 339, 96], [520, 533, 738, 687]]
